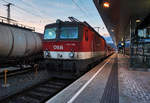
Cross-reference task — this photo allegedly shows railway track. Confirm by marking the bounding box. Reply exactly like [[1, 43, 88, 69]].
[[1, 77, 75, 103]]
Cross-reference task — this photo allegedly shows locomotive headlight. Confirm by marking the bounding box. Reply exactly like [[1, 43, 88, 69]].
[[45, 50, 50, 57], [46, 53, 50, 57], [69, 52, 74, 58]]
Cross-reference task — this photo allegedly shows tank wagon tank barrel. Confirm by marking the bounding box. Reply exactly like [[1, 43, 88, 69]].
[[0, 23, 42, 58], [0, 21, 43, 67]]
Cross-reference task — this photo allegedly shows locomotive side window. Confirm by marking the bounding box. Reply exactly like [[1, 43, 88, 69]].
[[85, 30, 88, 41], [60, 27, 78, 39], [44, 28, 56, 39]]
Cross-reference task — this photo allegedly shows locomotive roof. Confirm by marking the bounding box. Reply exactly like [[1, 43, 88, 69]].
[[45, 20, 106, 41]]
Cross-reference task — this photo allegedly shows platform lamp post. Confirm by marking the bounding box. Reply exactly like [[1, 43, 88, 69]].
[[130, 19, 133, 67], [121, 42, 124, 54], [121, 37, 125, 55]]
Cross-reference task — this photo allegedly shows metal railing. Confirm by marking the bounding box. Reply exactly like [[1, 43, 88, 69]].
[[0, 16, 35, 31]]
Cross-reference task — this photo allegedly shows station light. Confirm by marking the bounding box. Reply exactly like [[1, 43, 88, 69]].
[[103, 2, 110, 8], [121, 43, 124, 46], [136, 19, 141, 23]]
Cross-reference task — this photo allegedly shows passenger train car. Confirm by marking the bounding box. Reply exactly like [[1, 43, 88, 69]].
[[43, 18, 113, 73]]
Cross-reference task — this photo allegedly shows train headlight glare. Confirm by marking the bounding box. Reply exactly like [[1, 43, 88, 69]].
[[69, 52, 74, 58], [45, 51, 50, 57]]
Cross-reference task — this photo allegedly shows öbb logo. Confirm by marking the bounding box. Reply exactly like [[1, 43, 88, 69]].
[[53, 45, 63, 50]]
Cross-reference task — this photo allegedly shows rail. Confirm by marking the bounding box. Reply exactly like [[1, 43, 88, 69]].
[[0, 77, 75, 103]]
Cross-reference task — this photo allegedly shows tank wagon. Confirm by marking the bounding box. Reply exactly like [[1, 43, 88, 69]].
[[43, 17, 114, 73], [0, 22, 43, 67]]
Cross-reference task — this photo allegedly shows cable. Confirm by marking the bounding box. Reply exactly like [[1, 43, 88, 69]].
[[1, 0, 56, 25], [16, 5, 45, 19], [71, 0, 87, 15], [19, 0, 55, 21], [71, 0, 94, 24], [1, 0, 46, 33], [79, 0, 107, 34], [1, 0, 45, 19], [1, 0, 9, 3]]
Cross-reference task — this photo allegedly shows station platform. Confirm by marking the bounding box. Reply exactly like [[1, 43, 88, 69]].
[[46, 53, 150, 103]]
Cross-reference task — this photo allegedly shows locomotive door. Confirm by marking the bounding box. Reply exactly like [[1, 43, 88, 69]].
[[91, 32, 94, 57]]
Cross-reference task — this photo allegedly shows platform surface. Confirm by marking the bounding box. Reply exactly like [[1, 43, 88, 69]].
[[46, 53, 150, 103]]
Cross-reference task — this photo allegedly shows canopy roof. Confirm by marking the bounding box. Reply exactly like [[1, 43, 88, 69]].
[[93, 0, 150, 44]]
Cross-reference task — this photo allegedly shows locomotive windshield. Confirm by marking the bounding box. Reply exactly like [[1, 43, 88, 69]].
[[60, 27, 78, 39], [44, 26, 78, 40], [44, 28, 56, 39]]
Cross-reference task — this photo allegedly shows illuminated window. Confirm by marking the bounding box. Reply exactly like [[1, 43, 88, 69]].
[[44, 28, 56, 39], [60, 27, 78, 39]]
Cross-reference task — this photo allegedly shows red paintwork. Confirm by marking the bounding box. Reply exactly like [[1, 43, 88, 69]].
[[43, 41, 80, 52], [81, 26, 107, 52], [43, 24, 110, 55]]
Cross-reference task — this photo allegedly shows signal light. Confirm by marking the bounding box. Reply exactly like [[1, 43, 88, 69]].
[[103, 2, 110, 8]]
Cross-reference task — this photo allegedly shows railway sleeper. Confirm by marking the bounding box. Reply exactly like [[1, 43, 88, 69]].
[[32, 88, 56, 95], [47, 81, 66, 86], [35, 87, 59, 93], [17, 96, 40, 103], [41, 84, 62, 89], [24, 93, 45, 101], [28, 91, 50, 97], [8, 95, 38, 103]]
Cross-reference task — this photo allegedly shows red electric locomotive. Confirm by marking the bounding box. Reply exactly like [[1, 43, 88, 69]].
[[43, 17, 110, 73]]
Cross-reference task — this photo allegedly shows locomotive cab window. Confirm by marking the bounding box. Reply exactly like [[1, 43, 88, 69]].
[[60, 27, 78, 39], [44, 28, 57, 40]]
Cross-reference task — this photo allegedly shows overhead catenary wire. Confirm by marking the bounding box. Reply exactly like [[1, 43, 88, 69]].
[[77, 0, 106, 34], [1, 0, 107, 34], [1, 0, 53, 32], [71, 0, 87, 15], [1, 0, 9, 3], [19, 0, 56, 22], [1, 0, 49, 20], [71, 0, 94, 23], [71, 0, 98, 29], [79, 0, 99, 23]]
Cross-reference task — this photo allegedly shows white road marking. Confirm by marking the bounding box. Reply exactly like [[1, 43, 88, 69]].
[[67, 58, 112, 103]]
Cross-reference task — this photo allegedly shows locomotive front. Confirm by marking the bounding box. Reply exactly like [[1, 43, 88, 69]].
[[43, 20, 81, 60]]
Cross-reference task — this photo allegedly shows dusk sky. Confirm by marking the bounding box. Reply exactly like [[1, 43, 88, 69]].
[[0, 0, 112, 39]]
